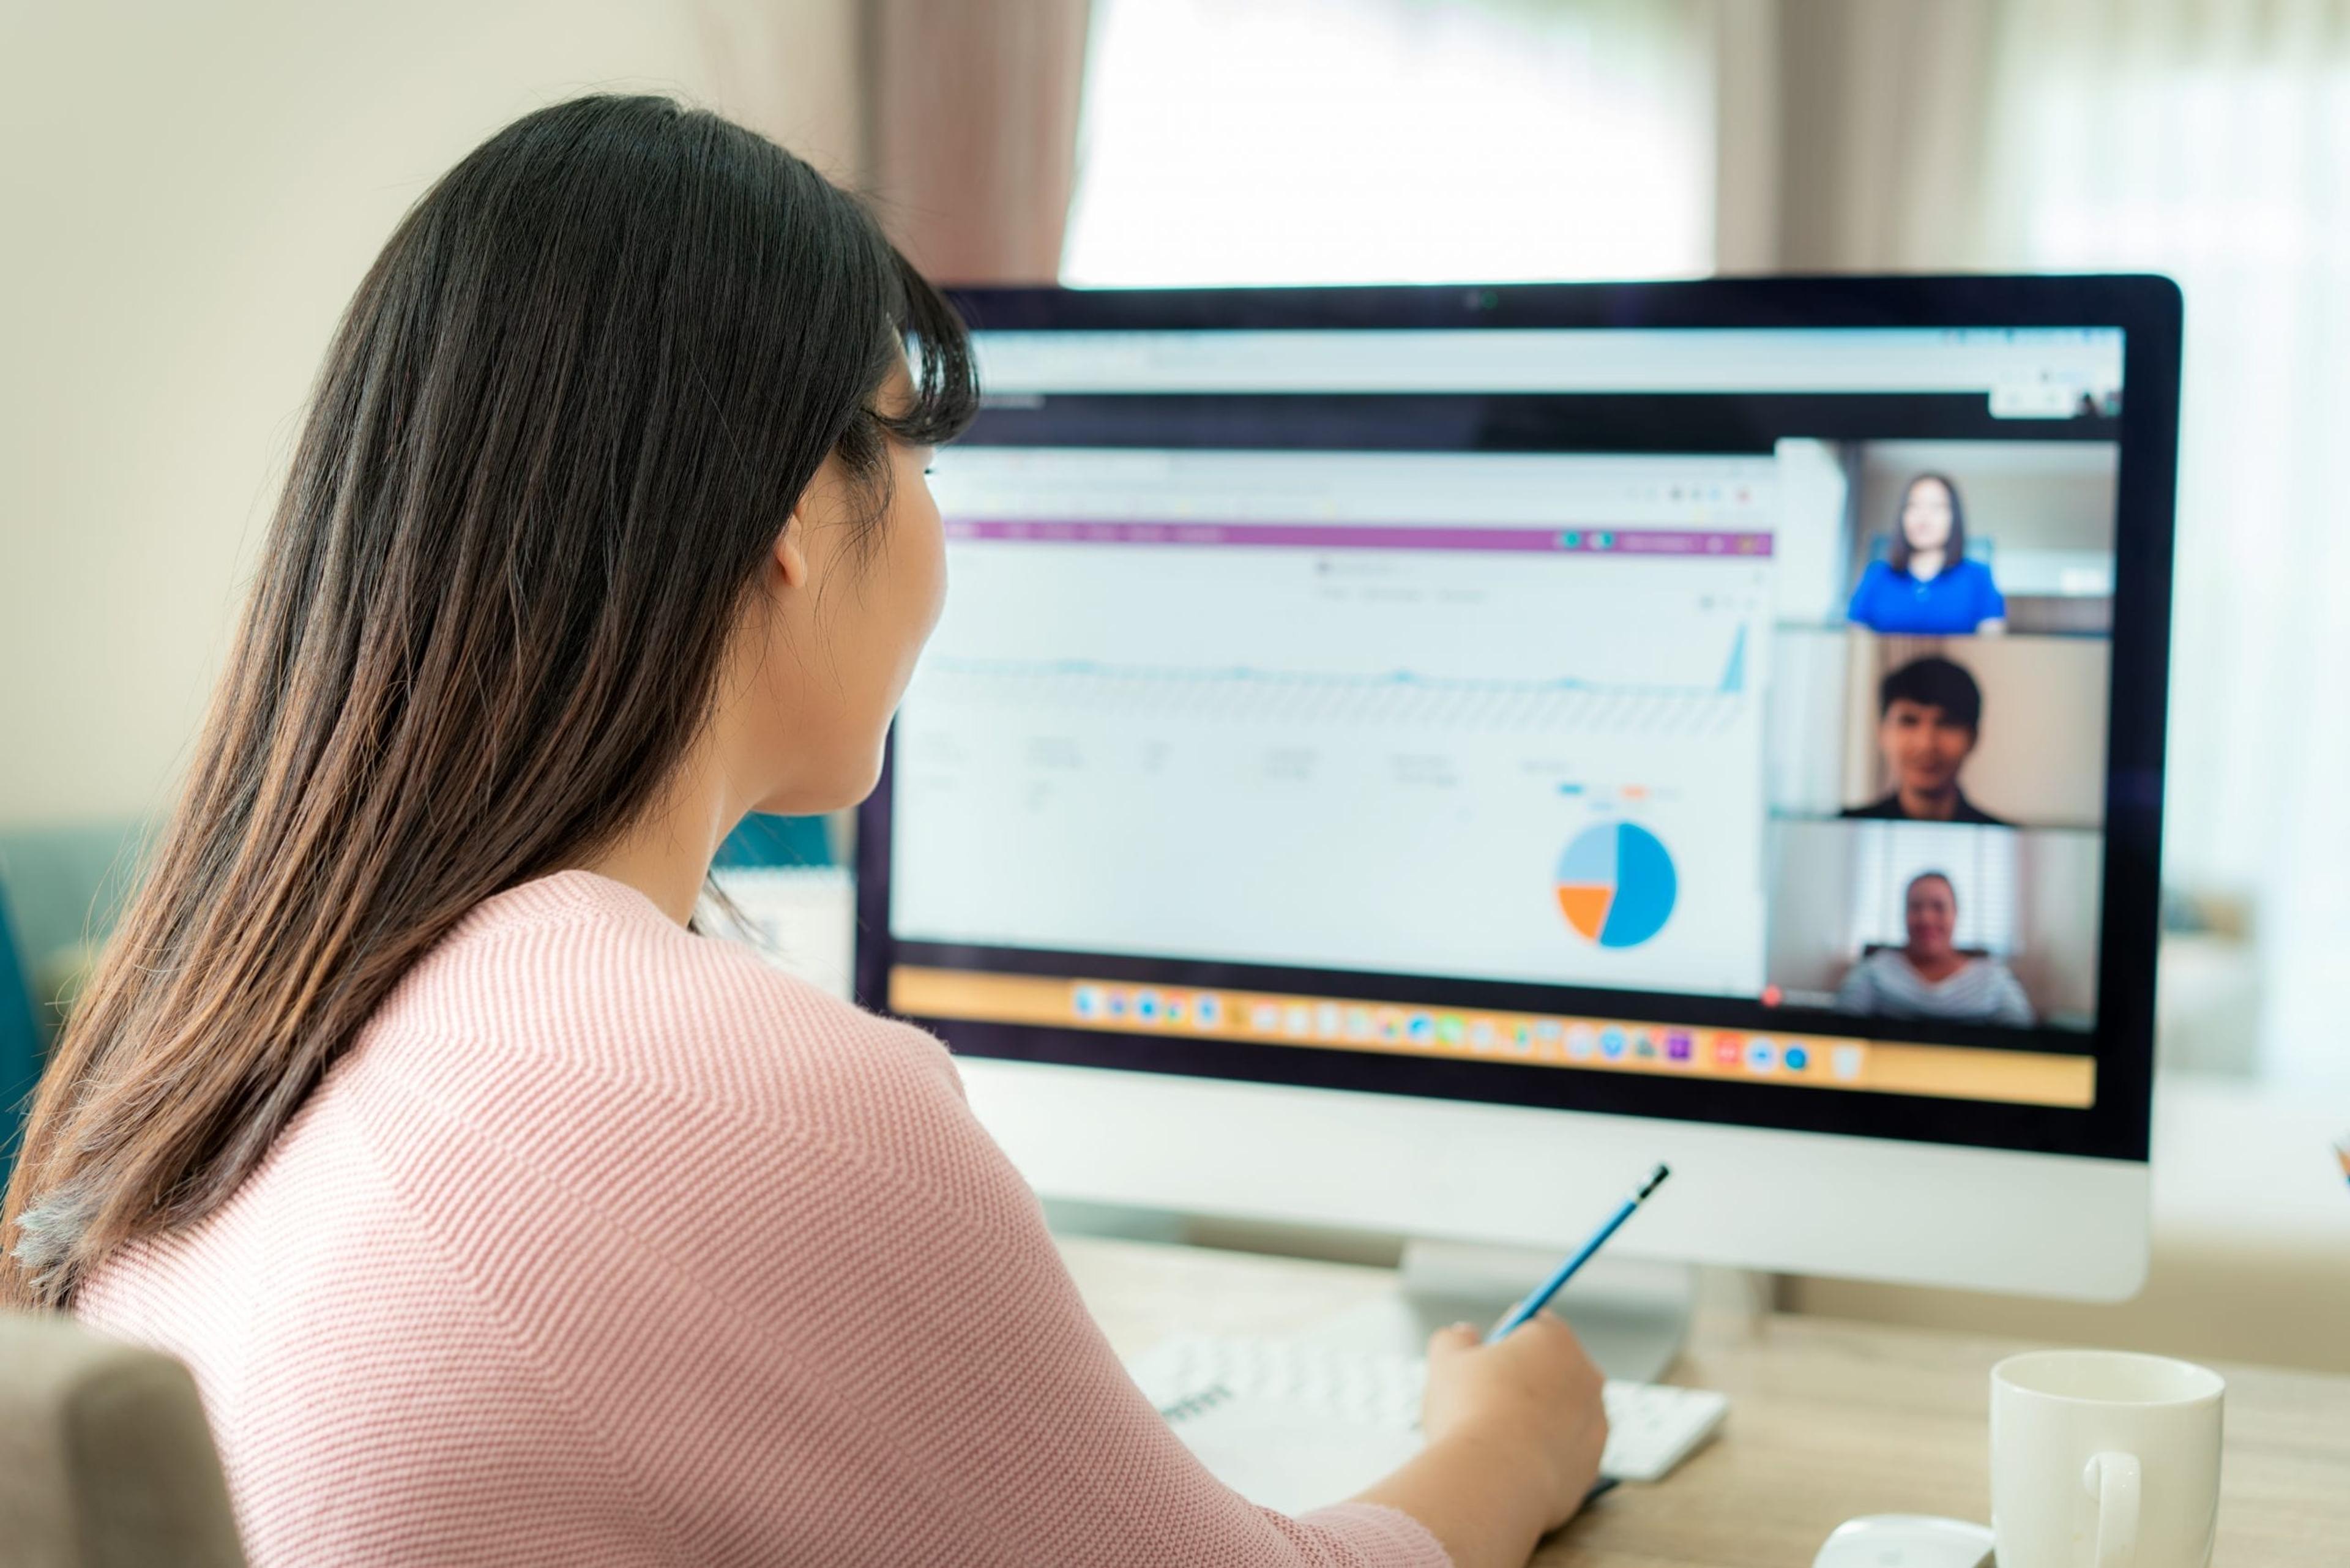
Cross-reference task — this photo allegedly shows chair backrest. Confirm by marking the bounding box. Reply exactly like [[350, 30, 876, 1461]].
[[0, 1312, 247, 1568], [1859, 942, 1994, 961]]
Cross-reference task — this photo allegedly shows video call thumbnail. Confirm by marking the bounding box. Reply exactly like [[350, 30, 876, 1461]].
[[1766, 820, 2100, 1032], [1759, 435, 2116, 1035], [1770, 631, 2108, 831], [1833, 438, 2119, 637]]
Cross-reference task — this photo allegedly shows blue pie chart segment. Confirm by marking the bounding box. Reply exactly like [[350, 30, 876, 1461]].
[[1554, 823, 1677, 949]]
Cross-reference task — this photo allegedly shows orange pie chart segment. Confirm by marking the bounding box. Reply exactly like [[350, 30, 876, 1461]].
[[1556, 884, 1615, 942]]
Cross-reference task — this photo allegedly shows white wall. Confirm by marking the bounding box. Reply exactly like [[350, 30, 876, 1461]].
[[0, 0, 859, 825], [1764, 626, 1852, 816]]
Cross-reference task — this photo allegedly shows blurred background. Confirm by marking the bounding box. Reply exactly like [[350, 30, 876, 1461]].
[[3, 0, 2345, 1361]]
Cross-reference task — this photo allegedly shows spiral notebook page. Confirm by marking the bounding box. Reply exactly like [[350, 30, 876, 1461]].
[[1127, 1338, 1425, 1515]]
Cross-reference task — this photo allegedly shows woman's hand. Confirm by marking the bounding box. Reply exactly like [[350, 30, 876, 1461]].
[[1352, 1313, 1609, 1568], [1421, 1314, 1609, 1533]]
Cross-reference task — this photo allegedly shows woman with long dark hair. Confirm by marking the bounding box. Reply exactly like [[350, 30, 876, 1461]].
[[1845, 471, 2009, 635], [4, 98, 1603, 1567]]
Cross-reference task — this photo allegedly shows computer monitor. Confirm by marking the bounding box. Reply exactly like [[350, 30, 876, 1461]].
[[856, 278, 2179, 1307]]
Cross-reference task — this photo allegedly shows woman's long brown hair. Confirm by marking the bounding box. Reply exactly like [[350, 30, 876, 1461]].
[[1887, 471, 1968, 575], [2, 96, 977, 1309]]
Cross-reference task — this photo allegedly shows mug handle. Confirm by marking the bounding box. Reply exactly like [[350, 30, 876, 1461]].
[[2082, 1451, 2142, 1568]]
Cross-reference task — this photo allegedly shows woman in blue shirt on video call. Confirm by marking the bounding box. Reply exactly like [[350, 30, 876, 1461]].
[[1846, 472, 2007, 635]]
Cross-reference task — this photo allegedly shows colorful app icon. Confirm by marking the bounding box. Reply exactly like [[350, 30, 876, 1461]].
[[1163, 995, 1187, 1024], [1248, 1002, 1280, 1032], [1345, 1007, 1373, 1040], [1783, 1044, 1810, 1072], [1600, 1027, 1627, 1060], [1408, 1014, 1436, 1044], [1135, 991, 1162, 1022], [1195, 995, 1222, 1028], [1469, 1018, 1496, 1051], [1664, 1030, 1694, 1061], [1315, 1003, 1343, 1039], [1073, 986, 1103, 1020], [1566, 1024, 1597, 1060], [1714, 1034, 1744, 1067], [1378, 1010, 1403, 1041], [1534, 1018, 1564, 1043], [1282, 1004, 1313, 1037], [1511, 1021, 1533, 1053], [1832, 1045, 1865, 1081], [1632, 1030, 1657, 1059], [1106, 991, 1129, 1019], [1745, 1038, 1778, 1073], [1437, 1015, 1466, 1047]]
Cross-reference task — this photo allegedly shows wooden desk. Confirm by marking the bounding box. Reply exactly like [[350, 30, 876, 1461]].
[[1062, 1235, 2350, 1566]]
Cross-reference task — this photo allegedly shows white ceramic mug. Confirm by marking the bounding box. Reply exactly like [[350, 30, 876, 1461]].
[[1990, 1350, 2225, 1568]]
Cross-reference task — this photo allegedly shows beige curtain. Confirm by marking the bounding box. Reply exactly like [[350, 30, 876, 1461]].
[[688, 0, 865, 179], [862, 0, 1094, 284], [1713, 0, 2002, 272]]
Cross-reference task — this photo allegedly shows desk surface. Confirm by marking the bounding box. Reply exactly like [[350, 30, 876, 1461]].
[[1061, 1235, 2350, 1567]]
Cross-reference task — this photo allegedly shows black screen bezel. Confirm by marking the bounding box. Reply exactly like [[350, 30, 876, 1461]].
[[855, 275, 2180, 1165]]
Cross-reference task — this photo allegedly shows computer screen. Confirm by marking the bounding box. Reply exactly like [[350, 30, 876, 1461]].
[[859, 282, 2176, 1168]]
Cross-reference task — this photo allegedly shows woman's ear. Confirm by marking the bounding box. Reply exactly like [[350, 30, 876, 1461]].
[[774, 517, 810, 589]]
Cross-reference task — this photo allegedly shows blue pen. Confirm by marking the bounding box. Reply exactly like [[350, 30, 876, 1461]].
[[1487, 1163, 1671, 1342]]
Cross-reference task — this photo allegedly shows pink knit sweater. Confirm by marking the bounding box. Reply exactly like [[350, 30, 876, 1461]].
[[77, 872, 1447, 1567]]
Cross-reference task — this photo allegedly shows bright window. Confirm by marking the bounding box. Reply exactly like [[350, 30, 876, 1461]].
[[1062, 0, 1717, 286]]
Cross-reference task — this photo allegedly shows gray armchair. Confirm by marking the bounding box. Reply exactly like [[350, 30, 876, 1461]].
[[0, 1311, 245, 1567]]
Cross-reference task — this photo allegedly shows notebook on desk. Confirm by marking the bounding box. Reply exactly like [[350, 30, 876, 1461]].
[[1130, 1338, 1425, 1515], [1128, 1333, 1728, 1513]]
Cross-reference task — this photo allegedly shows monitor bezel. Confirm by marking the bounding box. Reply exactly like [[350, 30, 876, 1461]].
[[856, 275, 2180, 1167]]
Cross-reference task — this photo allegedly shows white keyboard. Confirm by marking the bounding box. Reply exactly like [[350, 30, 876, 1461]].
[[1130, 1333, 1728, 1484]]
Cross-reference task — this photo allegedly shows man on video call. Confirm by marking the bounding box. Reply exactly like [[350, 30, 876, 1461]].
[[1841, 655, 2014, 827]]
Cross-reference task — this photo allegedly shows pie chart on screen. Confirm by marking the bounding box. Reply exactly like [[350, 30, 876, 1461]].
[[1556, 823, 1677, 949]]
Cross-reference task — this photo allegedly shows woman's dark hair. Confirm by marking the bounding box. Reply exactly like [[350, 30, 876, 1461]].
[[3, 95, 977, 1308], [1887, 471, 1966, 575]]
